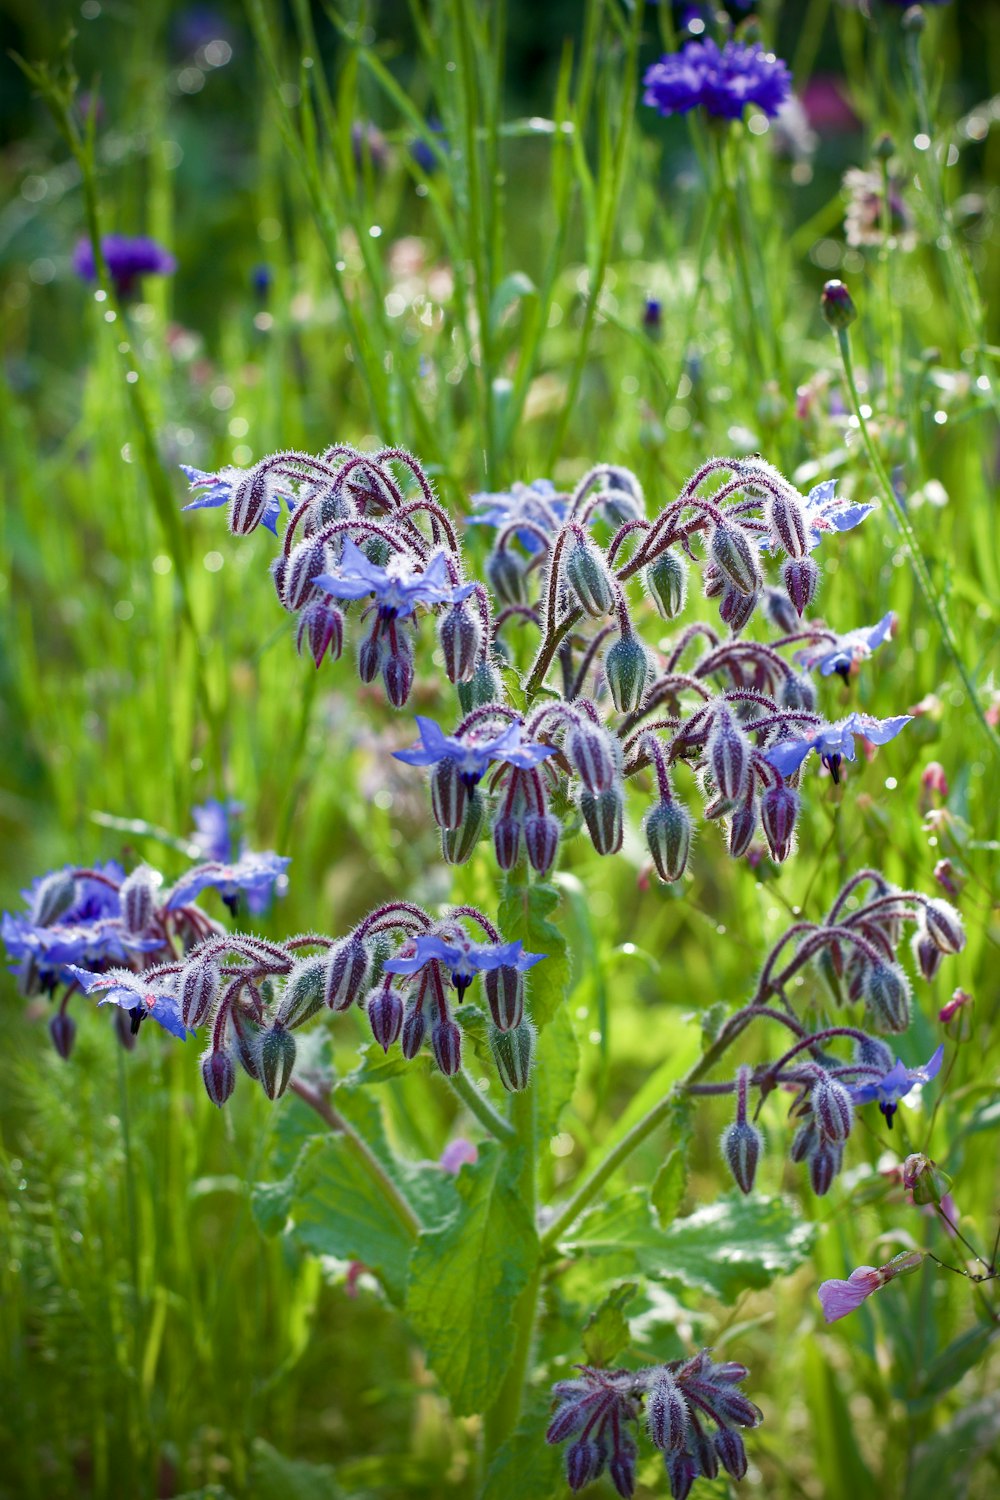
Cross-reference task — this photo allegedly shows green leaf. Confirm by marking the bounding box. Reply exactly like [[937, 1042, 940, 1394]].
[[481, 1392, 565, 1500], [906, 1396, 1000, 1500], [489, 271, 537, 335], [498, 880, 571, 1028], [535, 1002, 580, 1141], [345, 1041, 432, 1087], [499, 663, 527, 713], [250, 1439, 344, 1500], [562, 1190, 816, 1304], [912, 1321, 1000, 1407], [406, 1142, 539, 1415], [581, 1281, 638, 1366], [697, 1001, 730, 1049], [651, 1146, 689, 1229]]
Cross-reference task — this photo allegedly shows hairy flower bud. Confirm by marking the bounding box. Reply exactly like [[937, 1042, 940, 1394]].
[[902, 1153, 952, 1207], [297, 601, 343, 666], [865, 961, 912, 1034], [260, 1025, 296, 1100], [609, 1444, 636, 1498], [808, 1137, 842, 1196], [646, 551, 689, 619], [853, 1032, 894, 1073], [719, 583, 759, 633], [714, 1427, 748, 1481], [401, 997, 427, 1059], [382, 634, 415, 707], [280, 955, 327, 1029], [228, 465, 270, 535], [764, 586, 799, 635], [645, 799, 692, 883], [564, 540, 615, 617], [780, 671, 816, 713], [708, 709, 750, 802], [782, 556, 819, 616], [524, 813, 560, 875], [580, 786, 624, 855], [493, 813, 523, 871], [368, 986, 404, 1052], [766, 492, 808, 559], [790, 1120, 817, 1163], [432, 1018, 462, 1076], [722, 1119, 762, 1194], [487, 548, 527, 606], [923, 899, 965, 955], [325, 936, 370, 1011], [457, 657, 504, 714], [202, 1048, 236, 1107], [431, 758, 468, 830], [666, 1452, 698, 1500], [357, 622, 383, 683], [230, 1005, 263, 1079], [820, 278, 857, 331], [913, 930, 943, 981], [49, 1010, 76, 1060], [120, 866, 157, 935], [702, 560, 725, 600], [485, 965, 524, 1032], [811, 1073, 854, 1142], [728, 800, 757, 858], [439, 601, 482, 684], [604, 635, 650, 713], [284, 536, 328, 610], [179, 958, 220, 1028], [442, 791, 487, 865], [566, 1440, 600, 1492], [31, 870, 78, 927], [567, 723, 617, 793], [647, 1372, 688, 1452], [710, 520, 762, 597], [760, 784, 798, 863], [490, 1017, 534, 1092]]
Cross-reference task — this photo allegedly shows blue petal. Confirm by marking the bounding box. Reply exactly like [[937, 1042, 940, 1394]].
[[764, 738, 815, 776]]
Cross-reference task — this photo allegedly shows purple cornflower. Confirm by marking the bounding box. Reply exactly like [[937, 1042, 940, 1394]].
[[67, 966, 192, 1040], [643, 39, 792, 122], [818, 1251, 924, 1324], [315, 539, 472, 619], [393, 715, 557, 787], [800, 479, 876, 552], [764, 711, 913, 783], [469, 479, 568, 553], [72, 235, 176, 295], [384, 933, 543, 999], [796, 612, 895, 681], [165, 851, 290, 913], [180, 465, 294, 536], [850, 1044, 944, 1127]]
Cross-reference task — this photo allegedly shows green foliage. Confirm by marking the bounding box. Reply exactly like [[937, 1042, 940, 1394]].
[[581, 1280, 638, 1367], [497, 881, 571, 1029]]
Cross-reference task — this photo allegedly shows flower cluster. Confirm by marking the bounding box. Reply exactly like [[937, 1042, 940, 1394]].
[[546, 1351, 762, 1499], [643, 39, 792, 122]]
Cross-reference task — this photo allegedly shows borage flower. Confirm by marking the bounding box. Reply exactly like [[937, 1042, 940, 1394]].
[[191, 798, 243, 863], [67, 966, 192, 1040], [818, 1251, 924, 1324], [165, 851, 290, 914], [315, 538, 473, 620], [800, 479, 876, 552], [796, 611, 895, 681], [850, 1044, 944, 1127], [384, 933, 543, 1000], [181, 466, 294, 536], [470, 479, 567, 553], [764, 711, 912, 783], [393, 715, 557, 789], [643, 39, 792, 122]]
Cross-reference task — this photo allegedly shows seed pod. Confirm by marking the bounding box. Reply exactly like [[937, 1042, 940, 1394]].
[[490, 1018, 534, 1092], [280, 955, 327, 1029], [430, 758, 468, 830], [324, 936, 370, 1011], [710, 520, 762, 597], [431, 1018, 462, 1076], [231, 1004, 263, 1079], [368, 986, 404, 1052], [865, 961, 912, 1034], [260, 1026, 296, 1100], [923, 899, 965, 954], [484, 965, 524, 1032], [442, 791, 486, 865], [708, 709, 750, 802], [439, 601, 482, 684], [718, 583, 758, 633], [714, 1428, 748, 1481], [580, 786, 624, 856], [722, 1120, 762, 1194], [49, 1010, 77, 1060], [564, 540, 615, 617], [604, 635, 650, 713], [524, 813, 560, 875], [782, 556, 819, 616], [179, 958, 220, 1028], [486, 548, 526, 606], [760, 784, 799, 862], [284, 536, 328, 610], [811, 1074, 854, 1142], [767, 492, 808, 559], [567, 722, 617, 793], [646, 1372, 688, 1452], [645, 550, 688, 619], [297, 601, 343, 666], [645, 799, 692, 883], [228, 464, 270, 535], [31, 870, 78, 927], [202, 1048, 236, 1107], [457, 657, 504, 714]]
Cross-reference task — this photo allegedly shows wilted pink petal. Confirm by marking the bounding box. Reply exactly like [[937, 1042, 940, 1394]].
[[817, 1266, 882, 1323]]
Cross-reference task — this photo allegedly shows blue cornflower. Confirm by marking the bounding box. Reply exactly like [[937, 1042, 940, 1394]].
[[410, 118, 446, 173], [180, 466, 294, 536], [67, 966, 192, 1040], [469, 479, 568, 553], [800, 480, 876, 552], [796, 612, 895, 681], [393, 715, 557, 788], [384, 933, 543, 999], [315, 539, 473, 619], [850, 1045, 944, 1127], [764, 711, 913, 783], [643, 39, 792, 122], [72, 235, 176, 294], [165, 851, 290, 913], [191, 798, 242, 864]]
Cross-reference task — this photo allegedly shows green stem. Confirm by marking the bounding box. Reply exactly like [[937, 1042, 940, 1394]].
[[836, 326, 1000, 757], [448, 1070, 517, 1142]]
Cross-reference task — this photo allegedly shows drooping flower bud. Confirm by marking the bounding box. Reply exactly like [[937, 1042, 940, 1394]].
[[486, 548, 527, 606], [31, 870, 78, 927], [368, 985, 404, 1052], [604, 635, 650, 713], [457, 657, 504, 714], [493, 813, 523, 870], [432, 1018, 462, 1076], [666, 1452, 698, 1500], [490, 1017, 534, 1092], [811, 1073, 854, 1142], [710, 520, 762, 597], [808, 1137, 842, 1196], [439, 601, 482, 683], [939, 988, 973, 1041], [714, 1427, 748, 1481], [790, 1120, 817, 1163], [901, 1152, 952, 1207], [913, 929, 942, 981], [865, 961, 912, 1034], [284, 535, 329, 610], [202, 1048, 236, 1107], [608, 1442, 636, 1499], [382, 632, 415, 707], [296, 601, 343, 666], [564, 540, 615, 617], [228, 465, 271, 535], [280, 955, 328, 1029], [645, 550, 688, 619], [766, 492, 808, 559], [780, 671, 816, 712], [566, 722, 617, 793], [565, 1439, 601, 1492], [357, 621, 383, 683], [442, 791, 486, 865], [524, 813, 560, 875], [231, 1005, 263, 1079], [764, 586, 799, 635], [702, 561, 725, 600], [484, 965, 524, 1032], [707, 708, 750, 802], [721, 1119, 762, 1194], [933, 859, 963, 898], [580, 786, 624, 855], [49, 1010, 77, 1060], [923, 899, 965, 955], [853, 1032, 894, 1073], [179, 958, 220, 1028], [760, 784, 798, 863], [718, 583, 759, 633], [324, 935, 370, 1011], [401, 997, 427, 1059], [260, 1025, 296, 1100], [646, 1371, 688, 1452], [728, 800, 757, 858], [820, 278, 857, 331], [120, 866, 157, 936], [782, 556, 819, 615], [430, 758, 468, 830], [645, 799, 692, 883]]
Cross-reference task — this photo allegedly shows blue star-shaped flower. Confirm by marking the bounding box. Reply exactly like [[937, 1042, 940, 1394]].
[[850, 1045, 944, 1127], [800, 480, 876, 552], [165, 852, 290, 912], [67, 966, 193, 1040], [384, 934, 544, 999], [191, 798, 242, 864], [393, 715, 557, 787], [764, 712, 913, 783], [180, 466, 295, 536], [314, 539, 473, 619], [796, 612, 896, 681], [469, 479, 568, 553]]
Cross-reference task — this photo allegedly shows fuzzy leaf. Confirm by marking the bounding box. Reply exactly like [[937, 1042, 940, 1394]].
[[498, 880, 571, 1028], [651, 1146, 689, 1229], [250, 1440, 344, 1500], [481, 1391, 565, 1500], [535, 1002, 579, 1141], [582, 1281, 638, 1366]]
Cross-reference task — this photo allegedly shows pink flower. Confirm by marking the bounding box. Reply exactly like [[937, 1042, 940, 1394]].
[[440, 1137, 478, 1174], [818, 1251, 924, 1323]]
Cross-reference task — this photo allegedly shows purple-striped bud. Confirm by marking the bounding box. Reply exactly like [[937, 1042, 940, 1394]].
[[722, 1118, 762, 1194], [790, 1119, 817, 1163], [202, 1048, 236, 1107], [666, 1452, 698, 1500], [566, 1440, 600, 1492], [31, 870, 78, 926], [923, 899, 965, 955], [431, 758, 468, 830], [231, 1005, 263, 1079], [296, 601, 343, 666], [271, 553, 289, 607], [260, 1025, 296, 1100], [718, 583, 759, 633], [49, 1010, 76, 1060], [442, 791, 486, 865], [708, 708, 750, 802], [645, 799, 692, 883], [714, 1427, 748, 1480], [564, 540, 615, 617], [604, 635, 650, 713], [567, 723, 617, 793], [439, 601, 482, 683], [382, 635, 415, 707], [457, 657, 503, 714], [493, 813, 523, 870], [811, 1074, 854, 1142], [284, 536, 328, 610], [914, 931, 943, 981], [325, 936, 370, 1011], [865, 961, 912, 1034], [357, 622, 383, 683], [780, 672, 816, 712], [485, 966, 524, 1031], [782, 556, 819, 616], [490, 1017, 534, 1092], [228, 465, 270, 535], [767, 492, 808, 559], [121, 866, 157, 935], [280, 955, 327, 1029], [702, 561, 725, 600], [401, 998, 427, 1059], [580, 787, 624, 855], [368, 986, 404, 1052], [808, 1137, 842, 1196], [524, 813, 560, 875], [761, 783, 799, 862], [432, 1018, 462, 1076], [710, 520, 762, 597], [646, 551, 688, 619], [690, 1423, 718, 1480], [764, 586, 799, 635], [487, 548, 527, 606], [854, 1032, 894, 1072], [647, 1372, 688, 1452], [179, 958, 220, 1028], [609, 1444, 636, 1498], [728, 800, 757, 858], [546, 1403, 588, 1445]]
